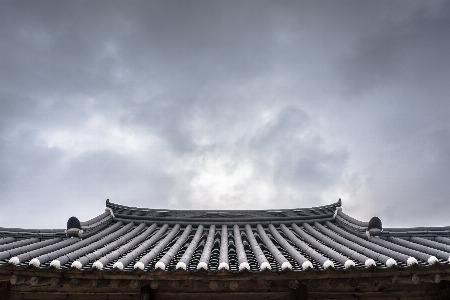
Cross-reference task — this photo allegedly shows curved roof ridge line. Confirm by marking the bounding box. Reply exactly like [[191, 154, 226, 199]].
[[106, 199, 341, 214], [335, 210, 369, 228], [105, 199, 341, 224]]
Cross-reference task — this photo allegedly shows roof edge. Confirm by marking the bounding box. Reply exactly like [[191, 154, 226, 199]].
[[106, 199, 342, 224]]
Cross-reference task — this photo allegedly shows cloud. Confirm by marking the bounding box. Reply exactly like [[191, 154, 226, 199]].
[[0, 1, 449, 228], [338, 1, 450, 97], [248, 107, 350, 206]]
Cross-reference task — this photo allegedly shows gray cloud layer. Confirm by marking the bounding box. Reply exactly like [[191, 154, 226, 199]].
[[1, 1, 449, 228]]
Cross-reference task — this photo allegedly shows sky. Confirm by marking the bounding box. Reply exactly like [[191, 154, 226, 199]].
[[0, 1, 449, 229]]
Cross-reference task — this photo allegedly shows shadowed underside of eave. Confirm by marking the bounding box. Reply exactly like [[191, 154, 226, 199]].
[[1, 264, 450, 300]]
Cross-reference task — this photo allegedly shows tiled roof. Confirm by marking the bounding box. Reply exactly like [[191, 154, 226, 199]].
[[1, 199, 450, 274]]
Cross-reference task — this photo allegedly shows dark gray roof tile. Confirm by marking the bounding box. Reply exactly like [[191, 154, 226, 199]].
[[2, 200, 450, 273], [92, 223, 149, 270], [257, 224, 291, 270], [156, 225, 192, 270], [97, 223, 157, 269], [292, 223, 351, 268], [114, 224, 168, 270], [31, 221, 122, 268], [177, 225, 204, 270], [233, 225, 249, 271], [367, 237, 428, 265], [197, 225, 215, 270], [314, 222, 381, 267], [435, 236, 450, 245], [387, 236, 450, 263], [268, 224, 310, 269], [303, 223, 364, 268], [0, 238, 39, 253], [245, 224, 270, 270], [71, 222, 135, 269], [51, 222, 124, 267], [80, 210, 111, 227], [15, 238, 78, 266], [325, 221, 411, 265], [0, 237, 15, 245], [322, 222, 394, 267], [335, 210, 368, 228], [218, 225, 229, 270], [1, 238, 61, 261], [280, 224, 330, 268], [134, 224, 180, 270]]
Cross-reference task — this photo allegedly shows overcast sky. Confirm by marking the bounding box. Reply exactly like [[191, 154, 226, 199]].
[[1, 1, 449, 229]]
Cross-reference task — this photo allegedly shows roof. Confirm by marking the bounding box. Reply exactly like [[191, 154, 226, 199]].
[[1, 199, 450, 274]]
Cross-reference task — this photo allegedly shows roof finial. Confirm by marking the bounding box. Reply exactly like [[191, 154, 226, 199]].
[[333, 198, 342, 218], [65, 216, 83, 239], [366, 216, 382, 239]]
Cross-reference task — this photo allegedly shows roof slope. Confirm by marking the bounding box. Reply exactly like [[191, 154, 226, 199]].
[[1, 199, 449, 273]]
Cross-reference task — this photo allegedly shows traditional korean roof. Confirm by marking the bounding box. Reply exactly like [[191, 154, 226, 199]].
[[1, 199, 450, 274]]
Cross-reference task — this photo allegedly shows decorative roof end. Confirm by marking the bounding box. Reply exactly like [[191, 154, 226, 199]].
[[50, 260, 61, 269], [260, 262, 271, 270], [302, 261, 313, 270], [9, 257, 20, 265], [176, 262, 187, 270], [105, 207, 115, 218], [71, 261, 82, 269], [155, 262, 166, 270], [134, 262, 145, 270], [333, 198, 342, 218], [66, 216, 83, 239], [385, 258, 397, 267], [238, 262, 250, 271], [218, 262, 229, 271], [364, 259, 376, 268], [197, 262, 208, 270], [333, 206, 342, 218], [407, 257, 418, 266], [427, 256, 438, 265], [92, 261, 104, 270], [113, 262, 124, 270], [29, 258, 40, 267], [281, 261, 293, 270], [366, 216, 382, 239], [323, 260, 334, 269]]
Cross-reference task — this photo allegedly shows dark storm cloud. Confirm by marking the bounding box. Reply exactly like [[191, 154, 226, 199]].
[[339, 2, 450, 97], [0, 1, 449, 228], [329, 1, 450, 226], [248, 107, 349, 206]]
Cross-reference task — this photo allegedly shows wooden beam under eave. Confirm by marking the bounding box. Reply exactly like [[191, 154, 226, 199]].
[[2, 264, 450, 283], [8, 292, 141, 300], [308, 290, 442, 300], [153, 291, 293, 300]]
